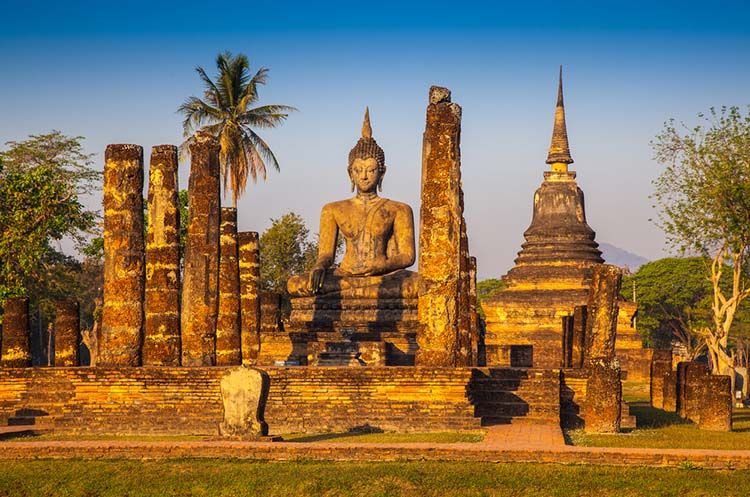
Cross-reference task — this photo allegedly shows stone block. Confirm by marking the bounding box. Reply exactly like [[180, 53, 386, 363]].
[[585, 359, 622, 433], [218, 366, 269, 439], [677, 361, 709, 422], [698, 374, 732, 431]]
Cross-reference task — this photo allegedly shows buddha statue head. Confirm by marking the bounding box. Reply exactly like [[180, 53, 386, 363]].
[[348, 107, 386, 192]]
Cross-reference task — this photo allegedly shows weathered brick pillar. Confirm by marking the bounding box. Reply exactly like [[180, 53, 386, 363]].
[[181, 132, 221, 366], [584, 265, 622, 433], [100, 144, 145, 366], [662, 370, 677, 412], [54, 300, 79, 366], [416, 86, 467, 366], [650, 349, 672, 409], [239, 231, 261, 365], [584, 265, 622, 363], [571, 305, 587, 368], [468, 256, 480, 365], [698, 375, 733, 431], [260, 292, 282, 334], [216, 208, 242, 365], [1, 297, 32, 367], [677, 361, 709, 421], [143, 145, 181, 366]]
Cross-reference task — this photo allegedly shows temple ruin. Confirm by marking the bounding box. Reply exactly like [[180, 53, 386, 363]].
[[0, 72, 734, 436]]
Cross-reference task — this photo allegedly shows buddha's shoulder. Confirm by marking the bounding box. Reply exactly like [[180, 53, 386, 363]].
[[382, 198, 413, 212]]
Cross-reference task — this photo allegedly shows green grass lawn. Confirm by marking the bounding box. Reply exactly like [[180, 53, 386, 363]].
[[568, 404, 750, 450], [0, 459, 748, 497]]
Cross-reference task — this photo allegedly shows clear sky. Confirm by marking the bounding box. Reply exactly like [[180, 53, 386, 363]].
[[2, 1, 749, 279]]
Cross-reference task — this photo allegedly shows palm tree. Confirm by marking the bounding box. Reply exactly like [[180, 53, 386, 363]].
[[178, 51, 296, 207]]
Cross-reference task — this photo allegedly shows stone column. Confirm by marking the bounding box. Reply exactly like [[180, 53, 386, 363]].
[[662, 370, 678, 412], [468, 256, 480, 366], [416, 86, 467, 366], [698, 375, 732, 431], [181, 132, 221, 366], [1, 297, 32, 367], [260, 292, 282, 334], [571, 306, 587, 368], [239, 231, 261, 365], [677, 361, 709, 421], [143, 145, 181, 366], [584, 265, 622, 363], [584, 265, 622, 433], [99, 144, 145, 367], [650, 349, 672, 409], [216, 208, 242, 365], [54, 300, 80, 367]]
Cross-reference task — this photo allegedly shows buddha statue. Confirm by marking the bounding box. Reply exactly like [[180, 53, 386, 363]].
[[288, 108, 418, 299]]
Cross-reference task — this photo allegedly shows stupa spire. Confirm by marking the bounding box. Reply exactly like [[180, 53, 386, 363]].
[[546, 66, 574, 170]]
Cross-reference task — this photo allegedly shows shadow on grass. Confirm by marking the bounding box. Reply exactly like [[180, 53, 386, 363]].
[[628, 402, 691, 429], [285, 424, 384, 443]]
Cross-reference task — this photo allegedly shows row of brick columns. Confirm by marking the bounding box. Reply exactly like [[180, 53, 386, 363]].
[[0, 298, 80, 367], [93, 135, 261, 367]]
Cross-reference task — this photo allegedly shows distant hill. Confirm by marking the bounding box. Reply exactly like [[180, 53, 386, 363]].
[[598, 242, 649, 271]]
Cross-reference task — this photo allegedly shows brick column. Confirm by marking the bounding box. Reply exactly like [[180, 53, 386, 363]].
[[1, 297, 32, 367], [181, 132, 221, 366], [239, 231, 261, 365], [416, 86, 467, 366], [650, 349, 672, 409], [143, 145, 181, 366], [54, 300, 80, 366], [216, 208, 241, 365], [584, 265, 623, 433], [260, 292, 282, 334], [100, 144, 145, 366], [468, 256, 480, 366], [662, 370, 677, 412], [698, 375, 732, 431]]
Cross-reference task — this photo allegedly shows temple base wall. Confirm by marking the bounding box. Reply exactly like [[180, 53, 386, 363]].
[[0, 367, 481, 435]]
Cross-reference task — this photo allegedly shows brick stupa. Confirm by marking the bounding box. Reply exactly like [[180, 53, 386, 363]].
[[483, 68, 639, 368]]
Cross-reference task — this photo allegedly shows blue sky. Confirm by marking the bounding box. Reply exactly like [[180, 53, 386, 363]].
[[2, 1, 749, 278]]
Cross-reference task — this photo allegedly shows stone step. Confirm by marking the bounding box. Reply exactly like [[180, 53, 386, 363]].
[[480, 416, 513, 426], [468, 390, 558, 404], [7, 414, 52, 426], [474, 402, 559, 418]]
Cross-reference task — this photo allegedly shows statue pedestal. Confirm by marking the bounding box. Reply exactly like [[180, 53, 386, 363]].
[[258, 295, 419, 366]]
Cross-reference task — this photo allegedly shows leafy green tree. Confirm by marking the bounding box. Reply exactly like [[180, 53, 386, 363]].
[[0, 131, 100, 302], [476, 278, 507, 319], [178, 51, 297, 207], [622, 258, 712, 356], [259, 212, 317, 315], [652, 106, 750, 374]]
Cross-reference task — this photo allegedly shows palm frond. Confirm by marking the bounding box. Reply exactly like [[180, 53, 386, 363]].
[[239, 104, 298, 128]]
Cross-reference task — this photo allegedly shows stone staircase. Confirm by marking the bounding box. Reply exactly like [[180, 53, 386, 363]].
[[468, 368, 561, 426], [0, 409, 54, 439]]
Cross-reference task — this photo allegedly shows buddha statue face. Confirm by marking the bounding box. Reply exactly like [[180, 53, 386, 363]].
[[349, 157, 381, 194]]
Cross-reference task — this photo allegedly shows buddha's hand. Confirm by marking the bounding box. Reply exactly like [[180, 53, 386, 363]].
[[362, 256, 389, 276], [310, 266, 327, 294]]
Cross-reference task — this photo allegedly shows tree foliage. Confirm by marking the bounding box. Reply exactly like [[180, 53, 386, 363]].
[[259, 212, 318, 315], [0, 131, 100, 302], [652, 106, 750, 373], [621, 258, 712, 356], [178, 51, 296, 207]]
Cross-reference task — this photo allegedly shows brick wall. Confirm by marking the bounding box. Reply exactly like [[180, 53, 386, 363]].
[[0, 367, 481, 435]]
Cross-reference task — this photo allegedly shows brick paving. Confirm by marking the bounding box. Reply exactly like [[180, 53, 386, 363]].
[[2, 423, 750, 470]]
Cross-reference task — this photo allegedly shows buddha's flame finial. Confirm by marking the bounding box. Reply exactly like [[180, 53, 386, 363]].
[[362, 106, 372, 139], [546, 65, 574, 168]]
